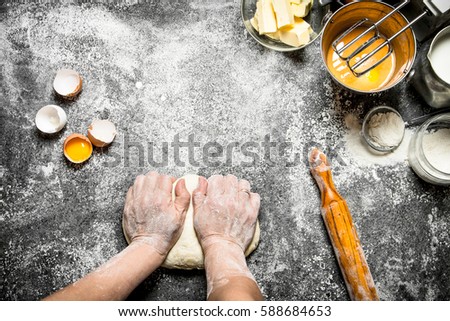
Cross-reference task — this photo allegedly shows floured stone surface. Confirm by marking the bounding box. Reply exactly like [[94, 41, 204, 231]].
[[1, 1, 449, 300]]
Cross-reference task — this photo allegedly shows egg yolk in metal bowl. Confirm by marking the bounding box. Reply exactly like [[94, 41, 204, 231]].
[[327, 27, 396, 92]]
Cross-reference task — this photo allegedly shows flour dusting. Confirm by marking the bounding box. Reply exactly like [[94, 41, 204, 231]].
[[343, 113, 411, 167]]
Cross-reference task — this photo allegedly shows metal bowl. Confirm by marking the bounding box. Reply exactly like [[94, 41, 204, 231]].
[[320, 1, 416, 93], [241, 0, 330, 51]]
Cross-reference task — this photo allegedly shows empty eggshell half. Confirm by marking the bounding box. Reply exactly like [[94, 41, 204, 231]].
[[87, 119, 117, 147], [35, 105, 67, 134], [53, 69, 82, 98]]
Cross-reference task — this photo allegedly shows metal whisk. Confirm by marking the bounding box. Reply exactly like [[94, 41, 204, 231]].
[[332, 0, 449, 77]]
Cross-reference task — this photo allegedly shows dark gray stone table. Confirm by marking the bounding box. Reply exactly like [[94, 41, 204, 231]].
[[1, 0, 449, 301]]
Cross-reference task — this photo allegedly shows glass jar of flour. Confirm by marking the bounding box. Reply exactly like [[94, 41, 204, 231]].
[[408, 113, 450, 185]]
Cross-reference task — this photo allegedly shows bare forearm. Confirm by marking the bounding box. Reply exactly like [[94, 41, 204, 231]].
[[43, 241, 164, 301], [208, 276, 263, 301], [204, 241, 263, 301]]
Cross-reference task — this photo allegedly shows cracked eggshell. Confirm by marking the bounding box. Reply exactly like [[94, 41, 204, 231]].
[[87, 119, 117, 147], [35, 105, 67, 134], [53, 69, 82, 98]]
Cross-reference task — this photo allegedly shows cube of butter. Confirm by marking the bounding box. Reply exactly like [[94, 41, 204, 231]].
[[251, 4, 260, 31], [291, 3, 307, 18], [290, 0, 311, 6], [279, 18, 310, 47], [266, 31, 280, 40], [294, 17, 310, 30], [251, 16, 259, 32], [272, 0, 295, 29], [257, 0, 277, 34]]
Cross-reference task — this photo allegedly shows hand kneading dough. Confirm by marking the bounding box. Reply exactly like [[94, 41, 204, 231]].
[[123, 174, 260, 269]]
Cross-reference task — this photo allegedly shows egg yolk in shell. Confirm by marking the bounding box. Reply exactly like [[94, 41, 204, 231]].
[[64, 136, 92, 162]]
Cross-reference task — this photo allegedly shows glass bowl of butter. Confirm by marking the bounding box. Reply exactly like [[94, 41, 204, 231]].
[[241, 0, 329, 51]]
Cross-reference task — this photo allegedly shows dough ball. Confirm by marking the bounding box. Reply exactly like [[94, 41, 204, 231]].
[[123, 174, 260, 269]]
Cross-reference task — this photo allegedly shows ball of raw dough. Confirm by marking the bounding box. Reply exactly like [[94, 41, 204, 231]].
[[123, 174, 260, 269]]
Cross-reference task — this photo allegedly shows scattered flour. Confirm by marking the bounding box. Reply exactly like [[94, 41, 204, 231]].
[[344, 113, 411, 167], [367, 112, 405, 148], [422, 128, 450, 174], [40, 163, 55, 177]]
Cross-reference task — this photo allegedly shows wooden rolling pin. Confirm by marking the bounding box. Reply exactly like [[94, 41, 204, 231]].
[[309, 148, 379, 301]]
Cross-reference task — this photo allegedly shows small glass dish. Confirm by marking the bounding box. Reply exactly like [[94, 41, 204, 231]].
[[241, 0, 330, 52], [361, 106, 405, 153]]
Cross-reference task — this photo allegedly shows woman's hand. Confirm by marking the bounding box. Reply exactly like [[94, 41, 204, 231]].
[[123, 171, 191, 257], [192, 174, 260, 254], [192, 174, 262, 300]]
